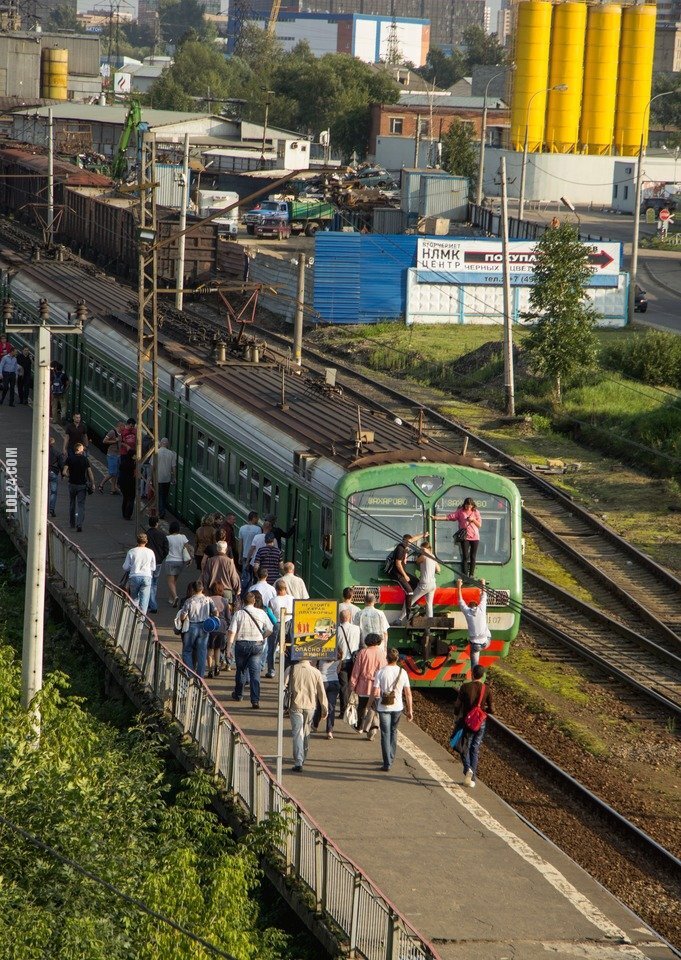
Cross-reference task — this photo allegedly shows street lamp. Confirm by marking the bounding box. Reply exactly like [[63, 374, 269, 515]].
[[560, 195, 581, 230], [518, 83, 568, 221], [476, 66, 512, 207], [661, 142, 680, 186], [629, 90, 677, 324]]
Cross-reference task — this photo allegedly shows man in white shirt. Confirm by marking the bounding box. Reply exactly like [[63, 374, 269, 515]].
[[372, 647, 413, 771], [338, 587, 361, 622], [457, 579, 491, 668], [357, 593, 389, 648], [281, 561, 309, 600], [228, 592, 272, 707], [155, 438, 177, 519], [267, 579, 294, 678], [238, 511, 261, 592], [285, 659, 328, 772], [251, 567, 276, 608], [122, 532, 156, 615], [246, 519, 274, 570], [336, 609, 361, 717]]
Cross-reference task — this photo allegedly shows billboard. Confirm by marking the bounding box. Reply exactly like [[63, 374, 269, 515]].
[[416, 238, 622, 288], [291, 600, 338, 661]]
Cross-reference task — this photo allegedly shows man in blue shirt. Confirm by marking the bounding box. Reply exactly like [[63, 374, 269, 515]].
[[0, 349, 22, 407]]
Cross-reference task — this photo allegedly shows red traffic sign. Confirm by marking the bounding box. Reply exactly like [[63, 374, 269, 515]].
[[659, 208, 672, 221]]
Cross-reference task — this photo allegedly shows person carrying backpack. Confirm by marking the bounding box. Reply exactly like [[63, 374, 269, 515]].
[[452, 665, 494, 788]]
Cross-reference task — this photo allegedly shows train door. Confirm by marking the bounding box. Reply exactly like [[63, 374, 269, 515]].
[[290, 488, 315, 587]]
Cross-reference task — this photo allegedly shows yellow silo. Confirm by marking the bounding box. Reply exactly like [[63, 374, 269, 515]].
[[579, 4, 622, 155], [545, 1, 587, 153], [41, 47, 68, 101], [614, 3, 657, 155], [510, 0, 554, 152]]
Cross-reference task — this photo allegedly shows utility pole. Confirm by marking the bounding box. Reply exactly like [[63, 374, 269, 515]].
[[413, 113, 421, 168], [47, 108, 54, 247], [175, 132, 190, 312], [260, 90, 273, 165], [4, 297, 84, 738], [500, 156, 515, 417], [135, 132, 159, 529], [293, 255, 306, 366]]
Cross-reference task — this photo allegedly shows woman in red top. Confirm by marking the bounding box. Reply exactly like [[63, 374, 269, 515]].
[[434, 497, 482, 578]]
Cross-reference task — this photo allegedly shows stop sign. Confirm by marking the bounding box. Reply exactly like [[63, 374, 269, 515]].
[[660, 208, 672, 221]]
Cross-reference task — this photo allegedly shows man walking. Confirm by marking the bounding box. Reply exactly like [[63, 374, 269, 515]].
[[122, 532, 156, 615], [358, 592, 389, 648], [253, 532, 282, 585], [238, 511, 261, 593], [454, 665, 494, 788], [0, 348, 21, 407], [48, 436, 63, 518], [201, 540, 240, 596], [101, 420, 124, 494], [285, 658, 328, 772], [227, 591, 272, 708], [63, 412, 89, 457], [50, 362, 69, 422], [280, 561, 309, 599], [457, 579, 491, 668], [155, 438, 177, 518], [145, 515, 169, 613], [267, 579, 293, 678], [63, 441, 94, 532], [339, 586, 361, 622], [17, 347, 32, 405], [179, 580, 217, 679], [336, 608, 361, 717], [373, 647, 413, 771]]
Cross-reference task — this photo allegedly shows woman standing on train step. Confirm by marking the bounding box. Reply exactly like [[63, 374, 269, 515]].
[[433, 497, 482, 578]]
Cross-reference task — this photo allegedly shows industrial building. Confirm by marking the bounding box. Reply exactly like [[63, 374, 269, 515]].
[[7, 104, 313, 172], [247, 0, 484, 49], [0, 30, 101, 101], [242, 11, 430, 65], [654, 19, 681, 72]]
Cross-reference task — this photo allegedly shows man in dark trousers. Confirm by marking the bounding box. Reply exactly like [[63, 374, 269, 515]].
[[63, 441, 94, 532], [393, 533, 420, 623], [146, 515, 169, 613], [17, 347, 32, 404], [454, 665, 494, 789], [63, 411, 89, 457]]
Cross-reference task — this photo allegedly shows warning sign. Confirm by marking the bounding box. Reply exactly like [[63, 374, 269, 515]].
[[291, 600, 338, 662]]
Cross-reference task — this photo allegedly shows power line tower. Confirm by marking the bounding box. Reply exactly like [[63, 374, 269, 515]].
[[385, 15, 401, 66], [229, 0, 253, 53]]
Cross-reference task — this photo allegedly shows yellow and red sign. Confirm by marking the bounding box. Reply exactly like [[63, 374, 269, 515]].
[[292, 600, 338, 661]]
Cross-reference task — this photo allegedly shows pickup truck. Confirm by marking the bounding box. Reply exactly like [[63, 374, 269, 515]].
[[244, 198, 336, 236]]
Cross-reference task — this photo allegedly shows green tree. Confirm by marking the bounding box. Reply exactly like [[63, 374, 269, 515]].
[[523, 223, 599, 402], [47, 3, 80, 30], [149, 38, 251, 111], [159, 0, 206, 45], [462, 25, 506, 69], [417, 47, 466, 88], [650, 74, 681, 128], [441, 120, 478, 189]]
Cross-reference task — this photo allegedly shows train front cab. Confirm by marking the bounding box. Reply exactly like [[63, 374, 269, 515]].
[[336, 464, 523, 687]]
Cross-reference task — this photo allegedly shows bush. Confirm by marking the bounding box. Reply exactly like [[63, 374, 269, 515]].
[[603, 330, 681, 388]]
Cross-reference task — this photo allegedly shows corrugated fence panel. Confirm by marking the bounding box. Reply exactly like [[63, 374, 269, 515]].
[[249, 252, 314, 324], [314, 233, 419, 324], [313, 233, 362, 325]]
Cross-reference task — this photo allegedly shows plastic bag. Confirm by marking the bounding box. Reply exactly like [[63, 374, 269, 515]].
[[343, 701, 358, 727], [449, 727, 464, 750]]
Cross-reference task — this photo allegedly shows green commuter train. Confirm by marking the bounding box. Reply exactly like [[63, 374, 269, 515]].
[[48, 313, 522, 688]]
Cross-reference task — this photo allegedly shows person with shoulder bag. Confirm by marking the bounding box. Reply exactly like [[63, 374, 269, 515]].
[[178, 580, 216, 680], [336, 609, 361, 718], [371, 647, 413, 771], [453, 665, 494, 788]]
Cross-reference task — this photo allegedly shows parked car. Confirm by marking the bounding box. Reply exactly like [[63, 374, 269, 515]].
[[634, 284, 648, 313], [640, 197, 677, 215]]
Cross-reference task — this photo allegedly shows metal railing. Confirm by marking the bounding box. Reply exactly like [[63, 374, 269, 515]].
[[0, 459, 441, 960]]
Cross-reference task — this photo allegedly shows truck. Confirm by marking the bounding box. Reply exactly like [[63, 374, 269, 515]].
[[196, 190, 239, 238], [244, 197, 336, 237]]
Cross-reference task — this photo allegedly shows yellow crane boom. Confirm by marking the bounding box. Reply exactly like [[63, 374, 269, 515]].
[[266, 0, 281, 35]]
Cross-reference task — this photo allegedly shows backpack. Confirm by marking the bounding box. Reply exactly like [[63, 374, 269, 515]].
[[464, 683, 487, 732], [383, 548, 397, 577], [51, 372, 66, 395]]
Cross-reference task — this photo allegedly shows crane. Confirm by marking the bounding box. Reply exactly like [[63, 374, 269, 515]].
[[266, 0, 281, 35], [111, 99, 143, 181]]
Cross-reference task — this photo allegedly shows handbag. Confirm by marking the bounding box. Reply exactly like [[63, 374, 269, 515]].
[[182, 544, 192, 564], [244, 608, 268, 639], [464, 684, 488, 732], [449, 727, 464, 750], [380, 665, 403, 707], [454, 520, 470, 545], [173, 611, 189, 636]]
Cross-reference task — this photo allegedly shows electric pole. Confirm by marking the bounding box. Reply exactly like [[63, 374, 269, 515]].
[[293, 255, 307, 366], [175, 132, 190, 311], [47, 109, 54, 247], [500, 156, 515, 417], [4, 297, 84, 739], [135, 132, 159, 529]]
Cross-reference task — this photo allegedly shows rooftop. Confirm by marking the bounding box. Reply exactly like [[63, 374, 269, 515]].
[[394, 94, 507, 109], [10, 104, 214, 127]]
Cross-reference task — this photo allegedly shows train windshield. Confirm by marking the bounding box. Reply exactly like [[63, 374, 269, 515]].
[[348, 484, 424, 560], [434, 485, 511, 565]]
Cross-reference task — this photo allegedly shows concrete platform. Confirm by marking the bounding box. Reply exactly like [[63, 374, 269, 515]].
[[1, 400, 675, 960]]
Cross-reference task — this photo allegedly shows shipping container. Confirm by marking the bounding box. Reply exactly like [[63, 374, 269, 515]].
[[418, 175, 469, 221], [400, 167, 452, 215], [372, 208, 407, 234]]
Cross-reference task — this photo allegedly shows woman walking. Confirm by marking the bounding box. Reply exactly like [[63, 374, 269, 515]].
[[118, 445, 136, 521], [350, 634, 386, 735], [372, 647, 413, 771], [313, 657, 341, 739], [166, 520, 192, 606], [194, 514, 216, 571]]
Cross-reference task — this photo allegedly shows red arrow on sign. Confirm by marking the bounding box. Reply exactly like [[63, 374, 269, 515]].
[[588, 249, 614, 269]]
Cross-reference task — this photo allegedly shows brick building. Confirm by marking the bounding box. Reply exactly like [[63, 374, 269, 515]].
[[369, 95, 509, 153]]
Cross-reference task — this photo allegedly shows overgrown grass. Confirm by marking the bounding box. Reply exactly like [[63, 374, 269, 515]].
[[522, 536, 597, 605]]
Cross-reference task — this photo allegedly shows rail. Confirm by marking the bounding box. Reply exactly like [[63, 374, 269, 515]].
[[0, 459, 441, 960]]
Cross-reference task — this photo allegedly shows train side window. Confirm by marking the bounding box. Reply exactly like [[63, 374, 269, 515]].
[[217, 446, 226, 486], [251, 468, 260, 510], [262, 476, 272, 515], [206, 439, 216, 478], [87, 361, 94, 384], [94, 363, 101, 391], [227, 452, 237, 492], [321, 505, 333, 555], [274, 484, 280, 517], [116, 379, 123, 406], [109, 374, 115, 400], [238, 460, 248, 503], [196, 431, 205, 471]]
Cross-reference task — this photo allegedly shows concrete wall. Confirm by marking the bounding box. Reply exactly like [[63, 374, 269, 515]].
[[482, 149, 621, 205], [374, 135, 435, 171], [0, 36, 40, 98]]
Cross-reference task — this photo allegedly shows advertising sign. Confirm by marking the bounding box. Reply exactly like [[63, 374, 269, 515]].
[[114, 72, 131, 94], [291, 600, 338, 661], [416, 238, 622, 287]]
